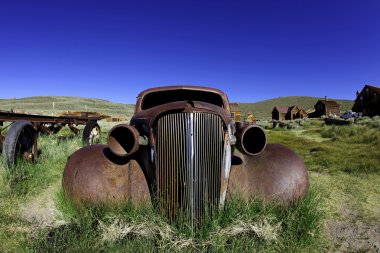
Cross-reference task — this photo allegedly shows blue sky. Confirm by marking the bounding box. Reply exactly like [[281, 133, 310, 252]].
[[0, 0, 379, 104]]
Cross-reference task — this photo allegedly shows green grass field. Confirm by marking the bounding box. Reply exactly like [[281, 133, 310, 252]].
[[0, 118, 379, 252], [0, 96, 135, 118]]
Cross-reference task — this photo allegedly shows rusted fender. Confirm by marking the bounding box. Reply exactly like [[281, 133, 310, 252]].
[[228, 143, 308, 205], [0, 134, 3, 153], [62, 144, 151, 206]]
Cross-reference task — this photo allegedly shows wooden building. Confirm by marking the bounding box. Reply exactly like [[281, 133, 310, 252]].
[[272, 105, 308, 120], [352, 84, 380, 117], [246, 113, 256, 124], [310, 98, 340, 118], [288, 105, 301, 120], [230, 103, 241, 122], [296, 108, 308, 119], [272, 106, 289, 120]]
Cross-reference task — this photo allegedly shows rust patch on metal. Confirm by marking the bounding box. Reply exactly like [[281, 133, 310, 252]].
[[107, 124, 140, 157], [62, 144, 151, 205], [235, 122, 266, 156], [228, 143, 309, 205]]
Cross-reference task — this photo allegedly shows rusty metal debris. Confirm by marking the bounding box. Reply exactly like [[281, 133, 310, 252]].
[[62, 85, 309, 228], [0, 110, 103, 168], [228, 144, 308, 205]]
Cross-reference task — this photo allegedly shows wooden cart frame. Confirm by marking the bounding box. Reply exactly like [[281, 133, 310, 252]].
[[0, 110, 102, 168]]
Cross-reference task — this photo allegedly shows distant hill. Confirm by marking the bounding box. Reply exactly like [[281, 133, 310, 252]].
[[236, 96, 354, 120], [0, 95, 354, 120], [0, 96, 135, 118]]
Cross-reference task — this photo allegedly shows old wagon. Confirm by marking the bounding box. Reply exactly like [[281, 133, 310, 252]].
[[1, 110, 102, 168]]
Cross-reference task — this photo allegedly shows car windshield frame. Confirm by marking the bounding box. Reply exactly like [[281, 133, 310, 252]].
[[140, 89, 226, 110]]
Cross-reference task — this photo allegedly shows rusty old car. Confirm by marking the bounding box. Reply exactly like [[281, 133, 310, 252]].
[[63, 85, 308, 227]]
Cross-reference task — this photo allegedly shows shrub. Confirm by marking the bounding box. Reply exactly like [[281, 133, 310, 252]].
[[256, 120, 272, 129], [287, 122, 299, 129]]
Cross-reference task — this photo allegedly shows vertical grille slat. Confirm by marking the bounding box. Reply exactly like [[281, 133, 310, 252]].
[[156, 112, 224, 226]]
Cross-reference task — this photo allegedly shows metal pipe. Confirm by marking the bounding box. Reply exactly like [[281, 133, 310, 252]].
[[108, 124, 140, 157], [236, 123, 266, 156]]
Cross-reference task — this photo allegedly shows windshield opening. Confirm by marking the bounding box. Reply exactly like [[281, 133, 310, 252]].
[[141, 89, 225, 110]]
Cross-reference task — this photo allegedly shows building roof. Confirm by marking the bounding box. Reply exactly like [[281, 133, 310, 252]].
[[365, 84, 380, 94], [289, 105, 305, 111], [273, 106, 289, 114], [316, 100, 339, 107], [353, 84, 380, 105]]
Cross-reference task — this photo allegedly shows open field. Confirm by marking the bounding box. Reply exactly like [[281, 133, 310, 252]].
[[0, 117, 379, 252], [267, 118, 380, 252], [0, 96, 135, 118], [0, 95, 353, 120]]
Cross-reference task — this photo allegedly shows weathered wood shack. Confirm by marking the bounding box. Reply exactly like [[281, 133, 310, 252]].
[[306, 108, 315, 115], [352, 84, 380, 117], [288, 106, 299, 120], [246, 113, 256, 123], [272, 106, 289, 120], [310, 98, 340, 118], [230, 103, 241, 122], [272, 105, 308, 120], [296, 109, 308, 119]]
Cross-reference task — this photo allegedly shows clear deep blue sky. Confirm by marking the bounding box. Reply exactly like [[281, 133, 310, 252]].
[[0, 0, 379, 103]]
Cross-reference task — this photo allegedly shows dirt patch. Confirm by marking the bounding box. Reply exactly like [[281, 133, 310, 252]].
[[19, 182, 64, 228], [325, 208, 380, 253], [310, 172, 380, 252]]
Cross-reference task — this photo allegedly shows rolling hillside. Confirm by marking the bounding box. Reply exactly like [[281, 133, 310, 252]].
[[0, 96, 135, 118], [237, 96, 354, 120], [0, 95, 354, 120]]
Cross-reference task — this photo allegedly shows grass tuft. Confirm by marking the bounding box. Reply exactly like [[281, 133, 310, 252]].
[[26, 187, 324, 252]]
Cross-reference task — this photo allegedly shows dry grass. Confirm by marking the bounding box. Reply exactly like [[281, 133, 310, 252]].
[[213, 218, 281, 242], [99, 216, 281, 251]]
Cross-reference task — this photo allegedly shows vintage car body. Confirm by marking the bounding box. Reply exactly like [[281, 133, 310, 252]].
[[63, 85, 308, 227]]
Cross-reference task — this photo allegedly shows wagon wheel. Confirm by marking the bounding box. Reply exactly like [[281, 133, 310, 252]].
[[2, 120, 38, 169], [82, 121, 101, 146]]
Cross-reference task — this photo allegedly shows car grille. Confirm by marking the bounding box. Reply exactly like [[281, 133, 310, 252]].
[[155, 112, 225, 227]]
